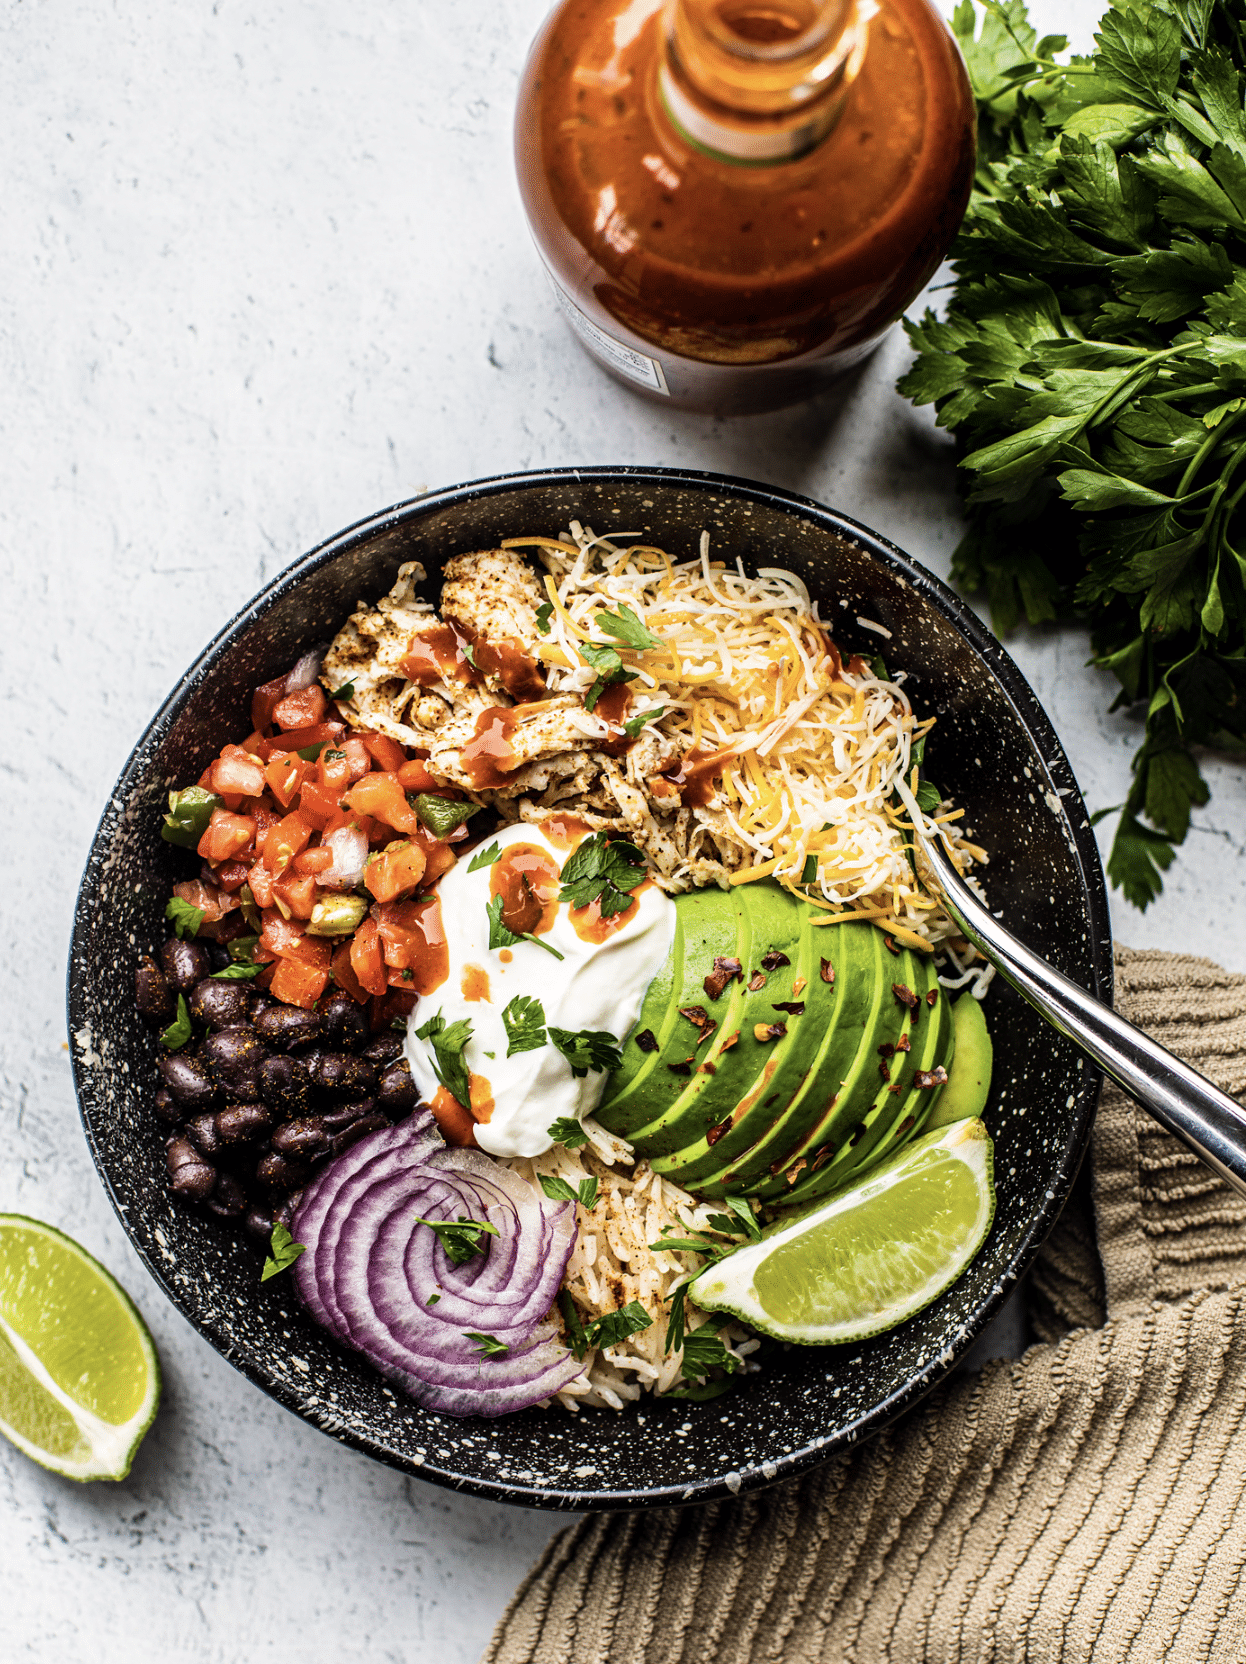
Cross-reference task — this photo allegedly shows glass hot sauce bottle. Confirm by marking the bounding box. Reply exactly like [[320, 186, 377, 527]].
[[514, 0, 975, 415]]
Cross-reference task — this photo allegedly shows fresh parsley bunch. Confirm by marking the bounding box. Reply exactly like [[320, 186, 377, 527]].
[[901, 0, 1246, 906]]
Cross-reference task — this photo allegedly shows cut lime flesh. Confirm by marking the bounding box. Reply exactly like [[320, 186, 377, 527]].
[[687, 1119, 994, 1345], [0, 1215, 161, 1481]]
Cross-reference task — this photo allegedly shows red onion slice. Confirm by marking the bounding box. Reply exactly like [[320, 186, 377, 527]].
[[319, 823, 369, 891], [284, 651, 322, 692], [292, 1118, 584, 1417]]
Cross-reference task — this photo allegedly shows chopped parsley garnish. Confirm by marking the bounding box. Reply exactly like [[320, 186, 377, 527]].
[[160, 786, 224, 848], [462, 642, 480, 670], [485, 893, 565, 960], [595, 603, 661, 651], [464, 1331, 509, 1358], [415, 1215, 500, 1266], [502, 994, 547, 1056], [624, 704, 664, 739], [210, 962, 264, 980], [535, 600, 554, 636], [414, 1008, 474, 1108], [414, 793, 481, 837], [558, 1290, 589, 1358], [706, 1195, 763, 1241], [165, 896, 205, 939], [539, 1174, 600, 1209], [558, 829, 647, 917], [329, 680, 355, 700], [679, 1318, 742, 1383], [159, 995, 193, 1051], [586, 1301, 652, 1352], [427, 1293, 441, 1306], [547, 1117, 589, 1150], [467, 840, 502, 872], [578, 639, 635, 712], [261, 1222, 307, 1283], [549, 1025, 623, 1078]]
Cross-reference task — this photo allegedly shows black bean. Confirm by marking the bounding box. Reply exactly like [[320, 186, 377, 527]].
[[244, 1204, 275, 1247], [190, 978, 252, 1031], [321, 990, 369, 1052], [256, 1151, 312, 1193], [254, 1004, 322, 1052], [159, 937, 211, 994], [258, 1054, 311, 1114], [361, 1032, 404, 1066], [307, 1052, 378, 1096], [206, 942, 233, 972], [270, 1117, 332, 1160], [216, 1103, 273, 1145], [135, 956, 174, 1023], [205, 1173, 247, 1218], [203, 1027, 269, 1099], [166, 1137, 216, 1201], [274, 1191, 304, 1231], [185, 1113, 220, 1156], [331, 1112, 389, 1155], [153, 1087, 182, 1125], [376, 1059, 418, 1117], [158, 1054, 218, 1111], [320, 1098, 375, 1132]]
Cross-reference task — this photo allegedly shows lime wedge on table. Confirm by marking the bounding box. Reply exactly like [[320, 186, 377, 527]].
[[0, 1215, 161, 1481], [688, 1119, 994, 1345]]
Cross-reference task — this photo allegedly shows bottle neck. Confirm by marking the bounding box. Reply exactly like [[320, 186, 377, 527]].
[[658, 0, 876, 166]]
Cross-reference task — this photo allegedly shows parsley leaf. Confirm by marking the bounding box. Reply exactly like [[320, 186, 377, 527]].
[[549, 1025, 623, 1078], [210, 962, 264, 980], [595, 603, 661, 651], [261, 1222, 307, 1282], [547, 1116, 589, 1150], [558, 829, 647, 917], [535, 601, 554, 636], [329, 680, 356, 700], [165, 896, 205, 938], [584, 1300, 652, 1351], [502, 994, 547, 1056], [415, 1215, 500, 1266], [464, 1331, 509, 1358], [467, 840, 502, 872], [559, 1289, 589, 1359], [680, 1319, 742, 1383], [485, 893, 566, 960], [414, 1008, 474, 1108], [706, 1196, 763, 1240], [624, 703, 664, 739], [160, 994, 193, 1051], [578, 639, 635, 712], [539, 1174, 600, 1209]]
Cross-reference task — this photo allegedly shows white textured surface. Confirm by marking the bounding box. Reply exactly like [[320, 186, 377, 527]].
[[2, 2, 1241, 1660]]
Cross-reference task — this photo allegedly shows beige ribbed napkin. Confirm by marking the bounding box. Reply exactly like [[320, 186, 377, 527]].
[[484, 947, 1246, 1664]]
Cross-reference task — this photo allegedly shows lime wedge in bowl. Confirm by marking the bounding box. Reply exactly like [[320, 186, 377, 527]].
[[0, 1214, 161, 1481], [688, 1119, 995, 1346]]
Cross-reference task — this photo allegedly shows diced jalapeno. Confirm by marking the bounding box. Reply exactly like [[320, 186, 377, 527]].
[[228, 933, 260, 963], [414, 793, 481, 837], [306, 894, 369, 937], [160, 786, 224, 847], [296, 742, 327, 761]]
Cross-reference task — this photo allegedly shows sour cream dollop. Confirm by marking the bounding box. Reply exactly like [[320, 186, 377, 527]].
[[405, 821, 675, 1158]]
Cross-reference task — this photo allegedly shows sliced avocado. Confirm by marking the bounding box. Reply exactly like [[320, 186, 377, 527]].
[[619, 884, 800, 1157], [594, 901, 686, 1121], [662, 916, 880, 1196], [596, 884, 750, 1142], [925, 993, 993, 1128]]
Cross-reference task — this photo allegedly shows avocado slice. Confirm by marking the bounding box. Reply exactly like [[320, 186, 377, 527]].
[[593, 900, 687, 1124], [925, 993, 993, 1128], [595, 884, 750, 1142]]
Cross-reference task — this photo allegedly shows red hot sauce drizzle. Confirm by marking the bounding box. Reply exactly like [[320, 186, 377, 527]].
[[461, 706, 518, 790], [593, 681, 634, 758], [655, 745, 734, 809], [489, 843, 561, 937], [400, 621, 545, 702]]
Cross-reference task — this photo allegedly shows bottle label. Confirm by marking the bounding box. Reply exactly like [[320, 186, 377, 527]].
[[548, 276, 670, 396]]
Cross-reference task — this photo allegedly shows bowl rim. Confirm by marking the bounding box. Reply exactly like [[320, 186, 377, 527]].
[[69, 464, 1112, 1511]]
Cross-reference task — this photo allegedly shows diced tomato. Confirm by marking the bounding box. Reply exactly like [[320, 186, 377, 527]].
[[213, 859, 252, 894], [368, 988, 417, 1031], [257, 962, 277, 990], [318, 748, 353, 793], [374, 896, 448, 993], [259, 910, 331, 968], [341, 736, 371, 780], [209, 745, 267, 799], [413, 823, 458, 886], [256, 722, 345, 759], [294, 845, 334, 875], [396, 757, 440, 791], [262, 811, 312, 874], [330, 942, 368, 1005], [172, 878, 239, 926], [349, 916, 388, 998], [248, 861, 275, 909], [252, 675, 290, 733], [198, 807, 257, 863], [252, 803, 283, 842], [272, 867, 318, 920], [273, 684, 327, 731], [359, 731, 407, 773], [265, 753, 308, 809], [269, 957, 330, 1009], [294, 778, 345, 830], [364, 840, 428, 904], [345, 772, 421, 835]]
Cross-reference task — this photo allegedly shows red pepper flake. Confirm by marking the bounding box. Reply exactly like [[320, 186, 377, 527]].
[[753, 1021, 787, 1043], [667, 1059, 693, 1076], [819, 957, 835, 985], [772, 1001, 805, 1017], [895, 1033, 912, 1053], [895, 1114, 915, 1135], [748, 970, 767, 992], [926, 988, 940, 1007], [785, 1158, 808, 1187], [792, 976, 807, 997], [700, 1060, 717, 1074], [810, 1142, 836, 1171], [706, 1117, 731, 1146], [680, 1004, 713, 1032], [849, 1124, 866, 1146], [914, 1066, 949, 1089], [884, 935, 901, 957], [888, 1083, 905, 1094], [760, 949, 790, 971], [634, 1028, 658, 1053], [879, 1060, 891, 1081], [892, 983, 920, 1014], [878, 1042, 895, 1058], [720, 1030, 741, 1052], [704, 956, 744, 1000]]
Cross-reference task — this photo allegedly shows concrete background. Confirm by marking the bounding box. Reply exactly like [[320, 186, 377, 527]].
[[2, 1, 1242, 1659]]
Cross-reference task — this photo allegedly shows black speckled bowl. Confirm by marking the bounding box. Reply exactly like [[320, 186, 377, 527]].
[[69, 467, 1110, 1511]]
